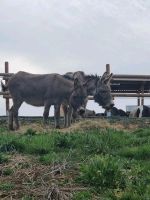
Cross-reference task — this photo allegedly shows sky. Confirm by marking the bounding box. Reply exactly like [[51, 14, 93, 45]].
[[0, 0, 150, 116]]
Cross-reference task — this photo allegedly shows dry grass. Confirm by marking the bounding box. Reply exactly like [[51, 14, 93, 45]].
[[63, 119, 111, 132], [13, 118, 142, 134]]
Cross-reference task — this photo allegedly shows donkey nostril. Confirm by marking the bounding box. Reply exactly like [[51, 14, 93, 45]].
[[79, 109, 85, 115], [111, 103, 114, 108]]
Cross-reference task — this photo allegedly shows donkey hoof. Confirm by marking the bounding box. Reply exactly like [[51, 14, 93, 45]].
[[55, 125, 60, 129], [9, 125, 14, 131], [14, 126, 20, 130]]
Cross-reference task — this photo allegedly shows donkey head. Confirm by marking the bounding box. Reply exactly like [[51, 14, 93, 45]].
[[94, 72, 114, 110], [69, 78, 88, 114]]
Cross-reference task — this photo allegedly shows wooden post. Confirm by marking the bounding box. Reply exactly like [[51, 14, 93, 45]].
[[5, 61, 10, 116], [106, 64, 111, 117], [137, 97, 140, 106], [141, 97, 144, 105], [106, 64, 110, 74], [141, 84, 144, 105]]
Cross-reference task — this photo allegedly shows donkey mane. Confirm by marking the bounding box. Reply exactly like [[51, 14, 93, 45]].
[[63, 74, 73, 80], [85, 74, 100, 81], [63, 72, 100, 82]]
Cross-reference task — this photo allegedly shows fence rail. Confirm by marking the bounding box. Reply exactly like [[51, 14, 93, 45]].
[[0, 62, 10, 115], [1, 62, 150, 116], [0, 73, 14, 77]]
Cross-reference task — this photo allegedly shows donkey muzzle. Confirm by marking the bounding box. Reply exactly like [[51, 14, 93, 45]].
[[77, 107, 85, 115]]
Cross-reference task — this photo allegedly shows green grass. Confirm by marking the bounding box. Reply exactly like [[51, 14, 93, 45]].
[[0, 127, 150, 199], [78, 155, 126, 190], [119, 144, 150, 160], [2, 168, 14, 176], [72, 191, 93, 200], [39, 151, 68, 165], [22, 196, 35, 200], [0, 153, 9, 164], [0, 182, 15, 191]]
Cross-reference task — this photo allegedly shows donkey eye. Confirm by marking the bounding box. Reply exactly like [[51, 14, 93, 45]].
[[74, 96, 84, 101], [100, 90, 106, 93], [74, 96, 80, 100]]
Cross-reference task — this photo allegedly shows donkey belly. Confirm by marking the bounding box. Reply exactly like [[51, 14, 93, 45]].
[[25, 98, 45, 107], [24, 97, 61, 107]]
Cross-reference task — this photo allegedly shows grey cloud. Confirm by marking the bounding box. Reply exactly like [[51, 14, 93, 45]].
[[0, 0, 150, 74]]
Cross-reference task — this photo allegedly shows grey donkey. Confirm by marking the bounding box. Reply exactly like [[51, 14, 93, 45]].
[[63, 71, 114, 121], [1, 71, 89, 130]]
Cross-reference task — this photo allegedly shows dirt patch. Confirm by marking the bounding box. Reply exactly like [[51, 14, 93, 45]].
[[0, 154, 79, 200]]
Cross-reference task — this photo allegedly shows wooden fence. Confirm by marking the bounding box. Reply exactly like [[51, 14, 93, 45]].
[[0, 63, 111, 116], [0, 62, 14, 115], [1, 62, 150, 116]]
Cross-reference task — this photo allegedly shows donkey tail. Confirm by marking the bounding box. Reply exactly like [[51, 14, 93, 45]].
[[1, 81, 8, 92]]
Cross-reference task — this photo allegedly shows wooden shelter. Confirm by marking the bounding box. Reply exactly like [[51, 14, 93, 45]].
[[95, 64, 149, 106], [111, 74, 150, 105]]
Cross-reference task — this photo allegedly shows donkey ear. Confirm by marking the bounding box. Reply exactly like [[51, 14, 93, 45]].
[[74, 78, 82, 88], [83, 78, 92, 87], [101, 72, 113, 84]]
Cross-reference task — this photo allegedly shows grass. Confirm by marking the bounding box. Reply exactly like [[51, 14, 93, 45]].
[[0, 182, 15, 191], [78, 155, 126, 190], [119, 144, 150, 160], [0, 123, 150, 199], [0, 153, 9, 164], [72, 191, 93, 200], [2, 168, 14, 176]]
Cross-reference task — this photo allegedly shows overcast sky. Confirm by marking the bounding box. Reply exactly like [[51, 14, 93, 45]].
[[0, 0, 150, 116]]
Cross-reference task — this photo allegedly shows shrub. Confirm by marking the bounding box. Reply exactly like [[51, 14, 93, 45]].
[[24, 128, 37, 136], [0, 154, 9, 164], [3, 168, 13, 176], [133, 128, 150, 138], [0, 140, 25, 153], [72, 191, 93, 200], [53, 134, 73, 149], [78, 155, 126, 189], [119, 144, 150, 160], [39, 152, 67, 165], [0, 183, 14, 191], [22, 195, 35, 200]]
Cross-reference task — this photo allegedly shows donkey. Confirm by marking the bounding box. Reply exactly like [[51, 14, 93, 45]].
[[63, 71, 114, 117], [64, 71, 99, 96], [3, 71, 89, 130], [63, 71, 100, 125]]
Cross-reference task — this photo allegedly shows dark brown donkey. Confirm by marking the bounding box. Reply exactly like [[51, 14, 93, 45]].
[[3, 71, 89, 130]]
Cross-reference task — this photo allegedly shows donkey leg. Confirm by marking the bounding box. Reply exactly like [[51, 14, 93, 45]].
[[43, 103, 51, 125], [13, 99, 23, 130], [54, 104, 61, 129], [68, 106, 73, 127], [62, 104, 68, 128], [8, 106, 14, 130]]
